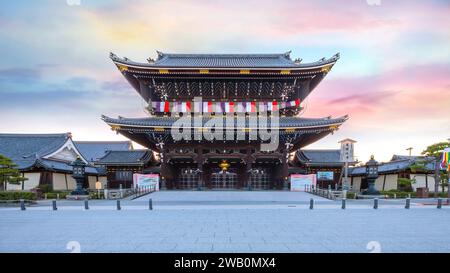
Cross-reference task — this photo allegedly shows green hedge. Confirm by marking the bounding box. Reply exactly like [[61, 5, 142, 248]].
[[380, 190, 416, 198], [44, 191, 69, 199], [0, 191, 37, 200], [428, 192, 449, 198], [89, 191, 104, 199], [346, 192, 356, 199]]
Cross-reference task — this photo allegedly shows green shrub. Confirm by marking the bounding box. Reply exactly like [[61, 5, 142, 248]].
[[398, 178, 415, 192], [346, 192, 356, 199], [428, 192, 449, 198], [37, 184, 52, 193], [381, 191, 416, 198], [89, 191, 104, 199], [0, 191, 37, 200], [44, 191, 69, 199]]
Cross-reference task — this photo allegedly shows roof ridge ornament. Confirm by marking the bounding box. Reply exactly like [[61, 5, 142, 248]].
[[283, 51, 292, 59], [109, 52, 118, 60], [156, 50, 164, 60]]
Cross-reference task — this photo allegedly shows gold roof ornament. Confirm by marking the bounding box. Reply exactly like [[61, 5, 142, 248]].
[[117, 65, 128, 72]]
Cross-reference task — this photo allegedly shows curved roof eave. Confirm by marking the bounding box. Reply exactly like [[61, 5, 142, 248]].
[[109, 52, 340, 70], [100, 115, 348, 130]]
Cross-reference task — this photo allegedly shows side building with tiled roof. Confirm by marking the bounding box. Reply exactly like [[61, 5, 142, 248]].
[[348, 155, 437, 193], [95, 150, 157, 189], [0, 133, 107, 191], [74, 141, 133, 163]]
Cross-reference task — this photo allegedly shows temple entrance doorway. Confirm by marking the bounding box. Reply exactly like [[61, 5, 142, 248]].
[[211, 168, 238, 189]]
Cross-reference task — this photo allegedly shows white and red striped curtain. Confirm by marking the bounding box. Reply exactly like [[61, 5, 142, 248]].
[[151, 99, 300, 113]]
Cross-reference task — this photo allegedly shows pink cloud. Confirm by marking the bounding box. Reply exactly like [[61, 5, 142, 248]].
[[304, 63, 450, 123]]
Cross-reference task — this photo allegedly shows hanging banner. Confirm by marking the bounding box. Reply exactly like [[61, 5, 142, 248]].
[[133, 174, 160, 191], [151, 99, 301, 113], [441, 148, 450, 171], [290, 174, 317, 192]]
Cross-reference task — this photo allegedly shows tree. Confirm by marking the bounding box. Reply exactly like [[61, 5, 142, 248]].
[[0, 154, 28, 191], [421, 142, 450, 158], [421, 142, 450, 194]]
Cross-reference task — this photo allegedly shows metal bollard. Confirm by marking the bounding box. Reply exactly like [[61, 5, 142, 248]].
[[437, 198, 442, 209], [20, 199, 26, 211], [341, 198, 346, 209], [84, 199, 89, 210], [52, 200, 57, 211], [116, 200, 121, 210], [309, 198, 314, 209], [149, 198, 153, 210], [405, 198, 410, 209], [373, 198, 378, 209]]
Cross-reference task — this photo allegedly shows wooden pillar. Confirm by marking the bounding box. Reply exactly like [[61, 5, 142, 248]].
[[196, 147, 203, 190], [281, 148, 289, 190], [245, 148, 253, 190]]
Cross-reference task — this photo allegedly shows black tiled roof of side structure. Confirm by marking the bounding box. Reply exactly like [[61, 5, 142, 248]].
[[0, 133, 70, 169], [74, 141, 132, 163], [96, 150, 153, 165]]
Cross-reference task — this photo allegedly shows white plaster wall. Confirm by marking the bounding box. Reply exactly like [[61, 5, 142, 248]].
[[374, 174, 398, 191], [411, 174, 436, 192], [88, 176, 98, 190], [6, 181, 22, 191], [98, 176, 107, 188], [25, 173, 41, 190], [351, 177, 361, 192], [53, 173, 68, 191], [66, 175, 77, 190]]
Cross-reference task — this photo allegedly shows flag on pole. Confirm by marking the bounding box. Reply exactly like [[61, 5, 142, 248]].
[[441, 148, 450, 171]]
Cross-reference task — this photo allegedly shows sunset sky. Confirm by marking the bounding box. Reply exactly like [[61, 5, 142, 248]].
[[0, 0, 449, 163]]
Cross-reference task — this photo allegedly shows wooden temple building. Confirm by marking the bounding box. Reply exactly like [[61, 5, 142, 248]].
[[102, 51, 348, 190]]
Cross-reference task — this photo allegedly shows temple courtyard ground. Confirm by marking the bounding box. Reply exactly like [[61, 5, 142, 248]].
[[1, 191, 449, 253]]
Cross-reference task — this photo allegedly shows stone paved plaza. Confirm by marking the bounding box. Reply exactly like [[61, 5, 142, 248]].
[[1, 191, 449, 253]]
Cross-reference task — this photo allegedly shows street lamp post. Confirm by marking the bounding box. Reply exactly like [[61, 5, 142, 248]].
[[70, 156, 88, 196], [364, 155, 380, 195]]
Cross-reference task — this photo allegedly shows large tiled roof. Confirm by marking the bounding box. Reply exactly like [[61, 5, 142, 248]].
[[0, 133, 70, 169], [110, 51, 340, 69], [0, 133, 104, 174], [101, 115, 348, 128], [97, 150, 153, 165], [74, 141, 132, 163]]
